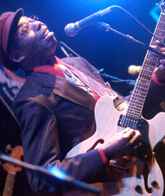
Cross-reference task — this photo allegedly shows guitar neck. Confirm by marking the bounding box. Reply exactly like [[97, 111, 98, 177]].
[[2, 173, 16, 196], [126, 12, 165, 119]]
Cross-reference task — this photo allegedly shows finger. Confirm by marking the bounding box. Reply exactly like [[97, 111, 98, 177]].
[[153, 40, 164, 47], [150, 44, 159, 49], [159, 47, 165, 53], [155, 40, 165, 47], [150, 45, 165, 54], [155, 40, 161, 43], [150, 40, 160, 49], [129, 130, 141, 144], [150, 40, 165, 52], [122, 128, 136, 140]]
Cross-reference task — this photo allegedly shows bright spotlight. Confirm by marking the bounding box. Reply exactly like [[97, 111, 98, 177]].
[[150, 4, 160, 22]]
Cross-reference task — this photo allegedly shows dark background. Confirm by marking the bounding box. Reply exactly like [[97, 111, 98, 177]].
[[1, 1, 165, 196]]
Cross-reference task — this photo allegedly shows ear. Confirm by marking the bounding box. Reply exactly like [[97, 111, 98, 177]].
[[9, 51, 26, 63]]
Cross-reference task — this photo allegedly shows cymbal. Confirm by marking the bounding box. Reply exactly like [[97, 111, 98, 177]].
[[0, 96, 21, 149]]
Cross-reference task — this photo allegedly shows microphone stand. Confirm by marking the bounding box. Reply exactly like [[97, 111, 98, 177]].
[[59, 41, 81, 57], [93, 21, 165, 87], [100, 72, 135, 86], [97, 22, 165, 58], [0, 152, 100, 195]]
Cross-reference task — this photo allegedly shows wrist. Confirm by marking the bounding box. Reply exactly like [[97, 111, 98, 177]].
[[98, 149, 109, 165]]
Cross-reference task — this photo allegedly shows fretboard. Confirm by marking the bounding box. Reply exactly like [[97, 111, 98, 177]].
[[126, 12, 165, 119]]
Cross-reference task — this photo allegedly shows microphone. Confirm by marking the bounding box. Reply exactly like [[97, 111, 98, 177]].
[[64, 5, 113, 37], [128, 65, 142, 75]]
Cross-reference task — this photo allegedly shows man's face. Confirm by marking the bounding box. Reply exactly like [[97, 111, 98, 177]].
[[14, 16, 57, 60]]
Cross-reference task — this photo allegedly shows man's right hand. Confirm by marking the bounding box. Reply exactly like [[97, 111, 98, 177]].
[[104, 128, 141, 160]]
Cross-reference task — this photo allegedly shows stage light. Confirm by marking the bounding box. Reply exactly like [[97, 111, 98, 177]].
[[150, 4, 160, 22], [47, 165, 66, 180]]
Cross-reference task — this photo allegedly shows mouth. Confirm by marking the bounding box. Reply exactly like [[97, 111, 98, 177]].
[[44, 31, 54, 40], [43, 27, 54, 40]]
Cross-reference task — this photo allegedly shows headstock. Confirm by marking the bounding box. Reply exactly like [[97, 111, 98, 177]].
[[3, 145, 23, 175]]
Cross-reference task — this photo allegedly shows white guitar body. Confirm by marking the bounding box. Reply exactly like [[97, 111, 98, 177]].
[[66, 95, 165, 195]]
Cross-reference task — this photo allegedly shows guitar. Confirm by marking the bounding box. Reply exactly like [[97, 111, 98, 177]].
[[66, 1, 165, 195], [2, 146, 23, 196]]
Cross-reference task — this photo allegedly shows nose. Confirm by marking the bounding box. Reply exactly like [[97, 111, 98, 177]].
[[32, 20, 43, 31]]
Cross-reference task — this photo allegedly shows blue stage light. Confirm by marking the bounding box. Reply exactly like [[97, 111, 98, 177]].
[[47, 165, 66, 180], [150, 4, 160, 22]]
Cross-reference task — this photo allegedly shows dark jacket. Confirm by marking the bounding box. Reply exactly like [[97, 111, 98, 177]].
[[13, 57, 111, 194], [1, 56, 165, 195]]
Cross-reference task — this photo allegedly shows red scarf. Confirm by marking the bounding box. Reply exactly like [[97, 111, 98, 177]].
[[32, 58, 100, 100]]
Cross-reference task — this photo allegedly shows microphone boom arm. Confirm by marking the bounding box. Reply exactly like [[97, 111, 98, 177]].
[[0, 152, 100, 194], [98, 22, 165, 58]]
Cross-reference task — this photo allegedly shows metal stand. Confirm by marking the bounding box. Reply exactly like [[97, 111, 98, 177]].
[[0, 152, 100, 195], [97, 22, 165, 58]]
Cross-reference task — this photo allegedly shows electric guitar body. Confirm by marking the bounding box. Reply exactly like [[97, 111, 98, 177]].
[[67, 95, 165, 195]]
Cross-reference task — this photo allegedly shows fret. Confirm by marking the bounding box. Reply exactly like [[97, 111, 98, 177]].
[[132, 94, 146, 100], [133, 89, 147, 95], [127, 107, 143, 114], [128, 100, 145, 108], [156, 29, 165, 35], [155, 32, 165, 37], [140, 67, 154, 73], [142, 67, 155, 73], [127, 107, 144, 115], [157, 19, 165, 24], [129, 97, 146, 105], [131, 96, 147, 102], [154, 34, 165, 40], [143, 55, 159, 65], [136, 80, 151, 89], [127, 107, 144, 114], [136, 83, 150, 90], [129, 100, 144, 105], [130, 96, 146, 103], [132, 93, 146, 99], [134, 85, 149, 93], [126, 113, 141, 119], [139, 76, 152, 82], [141, 63, 155, 70], [120, 4, 165, 124], [119, 115, 139, 129], [156, 24, 165, 30], [129, 98, 146, 105], [124, 11, 165, 120], [128, 101, 144, 108]]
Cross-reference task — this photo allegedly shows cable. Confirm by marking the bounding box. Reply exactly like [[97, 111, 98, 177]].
[[109, 5, 153, 36]]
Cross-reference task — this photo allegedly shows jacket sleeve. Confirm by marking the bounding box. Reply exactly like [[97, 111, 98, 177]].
[[143, 67, 165, 119], [14, 98, 110, 192]]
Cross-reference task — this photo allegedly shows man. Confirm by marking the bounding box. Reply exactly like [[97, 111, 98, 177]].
[[0, 8, 164, 195]]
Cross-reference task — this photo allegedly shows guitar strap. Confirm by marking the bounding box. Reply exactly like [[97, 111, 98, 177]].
[[29, 60, 97, 112], [29, 59, 124, 113], [29, 75, 96, 114]]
